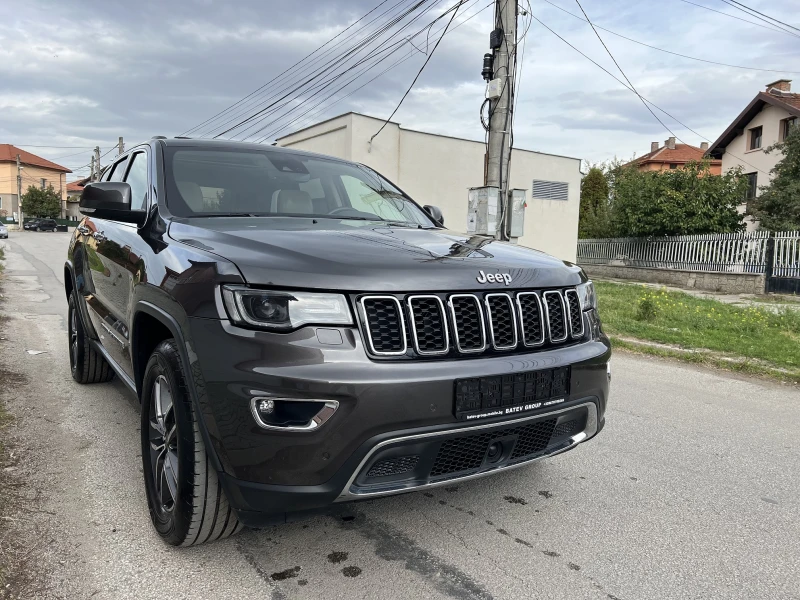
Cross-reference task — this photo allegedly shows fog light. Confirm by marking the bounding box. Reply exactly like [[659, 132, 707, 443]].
[[258, 399, 275, 414], [250, 396, 339, 432]]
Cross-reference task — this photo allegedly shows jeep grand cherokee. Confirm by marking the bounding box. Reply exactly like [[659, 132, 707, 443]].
[[65, 138, 611, 546]]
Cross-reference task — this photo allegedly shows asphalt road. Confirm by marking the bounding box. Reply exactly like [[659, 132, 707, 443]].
[[1, 231, 799, 600]]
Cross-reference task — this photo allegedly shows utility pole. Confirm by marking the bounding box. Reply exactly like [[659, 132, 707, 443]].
[[118, 137, 124, 155], [16, 154, 23, 230], [469, 0, 522, 242], [90, 154, 96, 181], [94, 146, 101, 181], [486, 0, 517, 240]]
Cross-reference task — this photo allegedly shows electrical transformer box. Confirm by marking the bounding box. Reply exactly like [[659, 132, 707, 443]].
[[467, 186, 499, 236], [509, 188, 527, 238]]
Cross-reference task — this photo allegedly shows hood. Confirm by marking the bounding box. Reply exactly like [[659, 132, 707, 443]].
[[168, 217, 583, 292]]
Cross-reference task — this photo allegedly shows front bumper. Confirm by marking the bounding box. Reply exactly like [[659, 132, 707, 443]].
[[185, 317, 611, 523], [222, 399, 602, 527]]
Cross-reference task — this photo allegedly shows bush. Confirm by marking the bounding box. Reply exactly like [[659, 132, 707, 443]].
[[636, 292, 659, 321]]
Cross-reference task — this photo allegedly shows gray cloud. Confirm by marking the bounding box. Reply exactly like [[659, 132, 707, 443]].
[[1, 0, 797, 176]]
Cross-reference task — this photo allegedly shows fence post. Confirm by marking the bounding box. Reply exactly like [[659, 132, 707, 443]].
[[764, 235, 775, 294]]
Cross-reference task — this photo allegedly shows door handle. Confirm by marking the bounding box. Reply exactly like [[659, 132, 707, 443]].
[[92, 231, 107, 243], [76, 225, 90, 235]]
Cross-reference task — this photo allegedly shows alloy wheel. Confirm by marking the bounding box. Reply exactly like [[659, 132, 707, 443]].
[[148, 375, 179, 513], [69, 304, 79, 373]]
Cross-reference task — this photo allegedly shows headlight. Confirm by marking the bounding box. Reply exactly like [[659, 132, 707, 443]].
[[576, 281, 597, 311], [222, 286, 353, 330]]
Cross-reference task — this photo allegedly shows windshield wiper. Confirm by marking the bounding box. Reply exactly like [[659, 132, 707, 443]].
[[201, 212, 266, 218]]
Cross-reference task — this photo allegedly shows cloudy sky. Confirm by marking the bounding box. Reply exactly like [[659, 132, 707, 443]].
[[1, 0, 798, 180]]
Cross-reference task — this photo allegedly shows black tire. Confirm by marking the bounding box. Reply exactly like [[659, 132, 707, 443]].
[[141, 339, 241, 546], [36, 227, 42, 232], [68, 292, 115, 384]]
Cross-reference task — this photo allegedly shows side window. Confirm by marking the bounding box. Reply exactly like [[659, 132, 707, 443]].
[[108, 156, 130, 182], [125, 153, 148, 211]]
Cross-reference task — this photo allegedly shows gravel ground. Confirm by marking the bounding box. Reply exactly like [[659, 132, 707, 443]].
[[1, 231, 799, 600]]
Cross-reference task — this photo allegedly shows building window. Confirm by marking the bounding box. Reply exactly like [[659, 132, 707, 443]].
[[745, 172, 758, 204], [781, 117, 797, 141], [40, 178, 47, 189], [748, 126, 762, 150], [669, 163, 678, 169], [532, 180, 569, 201]]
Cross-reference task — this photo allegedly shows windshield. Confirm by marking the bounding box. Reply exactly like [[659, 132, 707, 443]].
[[163, 147, 435, 227]]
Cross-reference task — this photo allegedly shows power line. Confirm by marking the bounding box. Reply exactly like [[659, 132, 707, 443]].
[[719, 0, 800, 34], [369, 0, 463, 144], [542, 0, 800, 74], [530, 15, 773, 177], [572, 0, 684, 144], [204, 0, 441, 139], [180, 0, 414, 137], [259, 0, 494, 143], [232, 0, 447, 141], [672, 0, 800, 37], [12, 144, 99, 149]]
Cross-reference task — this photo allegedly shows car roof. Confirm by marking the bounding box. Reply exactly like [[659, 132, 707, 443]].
[[155, 137, 351, 165]]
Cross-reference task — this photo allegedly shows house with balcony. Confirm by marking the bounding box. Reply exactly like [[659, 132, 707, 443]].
[[706, 79, 800, 230]]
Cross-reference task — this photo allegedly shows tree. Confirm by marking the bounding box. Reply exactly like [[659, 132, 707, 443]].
[[749, 126, 800, 231], [21, 185, 61, 219], [610, 161, 746, 237], [579, 166, 611, 238]]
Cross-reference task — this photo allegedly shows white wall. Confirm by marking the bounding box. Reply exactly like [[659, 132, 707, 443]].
[[722, 103, 793, 231], [277, 113, 582, 262]]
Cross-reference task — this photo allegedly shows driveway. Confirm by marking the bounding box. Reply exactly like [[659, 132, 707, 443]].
[[1, 231, 799, 600]]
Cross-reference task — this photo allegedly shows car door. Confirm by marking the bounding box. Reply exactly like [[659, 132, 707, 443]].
[[83, 150, 151, 379]]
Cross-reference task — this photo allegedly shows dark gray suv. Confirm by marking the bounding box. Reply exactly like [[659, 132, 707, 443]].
[[65, 138, 611, 546]]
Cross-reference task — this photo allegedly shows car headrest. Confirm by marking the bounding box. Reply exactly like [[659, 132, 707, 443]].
[[276, 190, 313, 214], [176, 181, 204, 212]]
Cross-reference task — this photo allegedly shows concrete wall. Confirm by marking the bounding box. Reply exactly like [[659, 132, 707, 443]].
[[582, 264, 765, 295], [277, 113, 582, 262], [722, 103, 793, 231]]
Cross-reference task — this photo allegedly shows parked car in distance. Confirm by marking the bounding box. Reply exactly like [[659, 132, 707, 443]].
[[0, 223, 7, 239], [65, 138, 611, 546], [34, 219, 58, 232], [23, 218, 42, 230]]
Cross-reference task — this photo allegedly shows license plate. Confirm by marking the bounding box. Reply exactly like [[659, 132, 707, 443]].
[[454, 367, 570, 421]]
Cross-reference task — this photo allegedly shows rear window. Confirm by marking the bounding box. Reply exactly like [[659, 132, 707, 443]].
[[163, 147, 434, 227]]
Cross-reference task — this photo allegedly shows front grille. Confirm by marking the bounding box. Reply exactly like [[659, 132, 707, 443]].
[[450, 295, 486, 353], [366, 455, 420, 478], [408, 296, 448, 354], [361, 297, 406, 355], [485, 294, 517, 350], [564, 289, 583, 338], [517, 292, 544, 347], [359, 288, 581, 359], [552, 419, 579, 438], [430, 418, 558, 477], [543, 292, 568, 342]]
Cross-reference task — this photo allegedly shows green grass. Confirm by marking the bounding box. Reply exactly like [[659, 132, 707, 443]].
[[596, 281, 800, 375], [749, 294, 800, 304]]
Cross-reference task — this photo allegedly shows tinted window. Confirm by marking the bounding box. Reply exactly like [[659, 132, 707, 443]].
[[163, 147, 434, 227], [108, 157, 130, 182], [125, 153, 148, 211]]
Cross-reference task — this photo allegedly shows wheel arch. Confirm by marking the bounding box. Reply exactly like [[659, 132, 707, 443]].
[[132, 301, 225, 475]]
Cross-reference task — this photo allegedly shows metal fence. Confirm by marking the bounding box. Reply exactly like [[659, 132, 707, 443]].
[[773, 232, 800, 278], [577, 232, 779, 273]]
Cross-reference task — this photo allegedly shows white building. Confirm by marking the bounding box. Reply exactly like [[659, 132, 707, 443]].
[[276, 112, 582, 261], [707, 80, 800, 231]]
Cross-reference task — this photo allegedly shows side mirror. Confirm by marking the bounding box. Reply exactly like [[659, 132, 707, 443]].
[[423, 205, 444, 226], [80, 182, 146, 226]]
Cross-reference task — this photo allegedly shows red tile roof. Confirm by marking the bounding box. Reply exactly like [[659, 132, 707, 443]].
[[0, 144, 71, 173], [632, 144, 721, 166], [66, 178, 89, 193]]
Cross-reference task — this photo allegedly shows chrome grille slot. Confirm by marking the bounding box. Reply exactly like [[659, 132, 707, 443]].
[[408, 295, 449, 355], [360, 296, 407, 356], [485, 293, 518, 350], [516, 292, 544, 347], [542, 291, 568, 342], [449, 294, 486, 353], [563, 289, 584, 338]]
